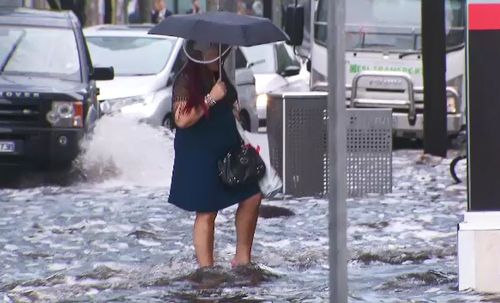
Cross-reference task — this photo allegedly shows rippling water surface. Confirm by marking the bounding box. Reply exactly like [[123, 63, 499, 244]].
[[1, 116, 497, 302]]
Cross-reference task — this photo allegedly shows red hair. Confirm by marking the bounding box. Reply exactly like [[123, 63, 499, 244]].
[[184, 61, 204, 112]]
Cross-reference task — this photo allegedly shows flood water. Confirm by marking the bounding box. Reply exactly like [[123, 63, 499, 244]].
[[0, 116, 498, 302]]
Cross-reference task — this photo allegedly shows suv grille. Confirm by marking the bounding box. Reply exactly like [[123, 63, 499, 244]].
[[0, 102, 42, 127]]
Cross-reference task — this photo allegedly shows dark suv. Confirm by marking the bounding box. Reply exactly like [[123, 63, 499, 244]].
[[0, 7, 113, 170]]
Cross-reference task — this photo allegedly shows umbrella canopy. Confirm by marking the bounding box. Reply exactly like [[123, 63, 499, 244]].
[[148, 11, 289, 47]]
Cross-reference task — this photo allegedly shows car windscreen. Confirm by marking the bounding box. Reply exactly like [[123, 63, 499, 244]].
[[240, 44, 276, 74], [0, 25, 81, 81], [86, 36, 174, 76]]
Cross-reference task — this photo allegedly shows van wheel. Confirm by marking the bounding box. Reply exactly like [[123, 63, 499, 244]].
[[239, 111, 251, 131], [162, 113, 174, 130]]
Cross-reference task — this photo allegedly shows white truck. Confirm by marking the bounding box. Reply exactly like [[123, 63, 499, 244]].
[[291, 0, 466, 138]]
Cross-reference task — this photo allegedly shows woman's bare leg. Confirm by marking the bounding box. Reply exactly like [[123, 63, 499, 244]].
[[232, 193, 262, 266], [193, 211, 218, 267]]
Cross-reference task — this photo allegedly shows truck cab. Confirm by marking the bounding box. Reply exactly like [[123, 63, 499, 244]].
[[0, 7, 113, 170], [286, 0, 466, 139]]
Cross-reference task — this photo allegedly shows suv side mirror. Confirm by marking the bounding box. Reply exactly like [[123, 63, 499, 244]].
[[280, 65, 301, 77], [91, 67, 114, 81], [284, 5, 304, 47]]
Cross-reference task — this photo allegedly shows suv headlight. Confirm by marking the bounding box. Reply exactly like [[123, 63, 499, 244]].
[[46, 101, 83, 128], [447, 95, 458, 114], [446, 76, 463, 114]]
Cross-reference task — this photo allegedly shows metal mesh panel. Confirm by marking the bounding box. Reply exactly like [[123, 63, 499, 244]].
[[346, 110, 393, 197], [267, 93, 392, 198], [285, 99, 328, 197], [267, 95, 283, 180]]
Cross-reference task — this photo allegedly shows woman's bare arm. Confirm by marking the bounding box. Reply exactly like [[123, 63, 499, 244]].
[[172, 73, 205, 129], [173, 99, 205, 129], [172, 78, 227, 129]]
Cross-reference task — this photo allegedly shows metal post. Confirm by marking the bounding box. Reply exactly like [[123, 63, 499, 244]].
[[327, 0, 348, 302], [422, 0, 447, 157]]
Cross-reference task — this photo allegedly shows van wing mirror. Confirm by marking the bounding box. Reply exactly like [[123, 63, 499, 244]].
[[91, 67, 114, 81], [284, 5, 304, 47]]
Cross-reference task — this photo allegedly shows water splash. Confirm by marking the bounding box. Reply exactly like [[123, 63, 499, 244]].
[[176, 264, 280, 289], [353, 248, 453, 265], [375, 270, 457, 290], [77, 115, 174, 187]]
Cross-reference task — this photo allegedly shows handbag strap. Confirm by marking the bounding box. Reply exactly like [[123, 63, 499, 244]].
[[234, 114, 248, 147]]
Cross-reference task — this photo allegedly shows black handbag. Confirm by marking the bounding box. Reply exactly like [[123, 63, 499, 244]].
[[218, 140, 266, 187]]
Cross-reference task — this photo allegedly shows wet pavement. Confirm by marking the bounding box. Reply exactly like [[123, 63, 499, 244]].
[[0, 117, 499, 302]]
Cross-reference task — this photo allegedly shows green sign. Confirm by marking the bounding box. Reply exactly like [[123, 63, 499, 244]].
[[349, 64, 422, 76]]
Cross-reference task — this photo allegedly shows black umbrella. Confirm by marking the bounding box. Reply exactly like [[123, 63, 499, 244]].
[[148, 11, 289, 47]]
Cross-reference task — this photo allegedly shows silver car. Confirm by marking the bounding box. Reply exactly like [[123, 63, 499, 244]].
[[84, 25, 259, 132], [238, 42, 309, 128]]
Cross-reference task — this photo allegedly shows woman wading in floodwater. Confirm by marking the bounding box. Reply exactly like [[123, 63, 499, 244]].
[[168, 41, 262, 268]]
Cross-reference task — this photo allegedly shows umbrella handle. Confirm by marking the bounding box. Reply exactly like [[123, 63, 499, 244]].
[[182, 42, 231, 65], [219, 44, 222, 81]]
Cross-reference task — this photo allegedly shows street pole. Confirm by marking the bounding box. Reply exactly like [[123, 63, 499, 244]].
[[422, 0, 447, 157], [327, 0, 348, 302]]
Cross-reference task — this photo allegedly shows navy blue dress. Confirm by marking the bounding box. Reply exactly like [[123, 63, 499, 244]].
[[168, 68, 261, 212]]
